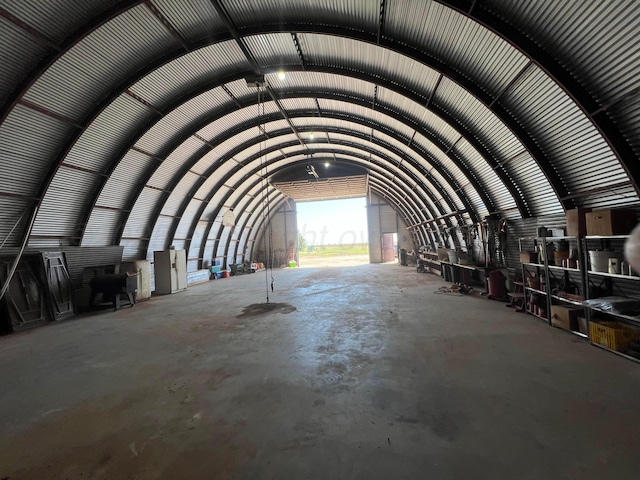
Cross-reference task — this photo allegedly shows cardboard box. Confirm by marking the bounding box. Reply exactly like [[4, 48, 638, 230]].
[[551, 305, 581, 331], [519, 251, 537, 263], [566, 208, 591, 237], [585, 209, 637, 236]]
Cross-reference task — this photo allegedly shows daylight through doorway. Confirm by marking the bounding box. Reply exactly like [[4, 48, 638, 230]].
[[296, 197, 369, 268]]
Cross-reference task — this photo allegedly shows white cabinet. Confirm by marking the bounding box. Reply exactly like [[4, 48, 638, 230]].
[[121, 260, 152, 301], [153, 249, 187, 294]]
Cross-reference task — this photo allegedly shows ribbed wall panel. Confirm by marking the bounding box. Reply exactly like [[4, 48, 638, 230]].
[[146, 142, 199, 190], [578, 188, 640, 210], [200, 187, 231, 219], [129, 41, 248, 107], [278, 97, 317, 113], [244, 33, 300, 69], [174, 88, 237, 127], [65, 95, 153, 171], [387, 0, 529, 100], [153, 0, 226, 42], [32, 167, 101, 239], [190, 147, 224, 176], [24, 5, 178, 122], [484, 0, 640, 105], [294, 117, 371, 137], [95, 150, 158, 210], [82, 208, 120, 247], [610, 95, 640, 161], [122, 187, 164, 238], [411, 132, 467, 189], [119, 238, 144, 262], [0, 105, 76, 196], [197, 102, 280, 143], [135, 113, 200, 157], [193, 162, 237, 197], [145, 215, 173, 259], [202, 238, 216, 266], [171, 239, 185, 250], [0, 18, 46, 108], [187, 220, 207, 266], [501, 65, 631, 210], [272, 71, 373, 100], [0, 197, 32, 248], [226, 0, 378, 33], [300, 33, 432, 102], [0, 0, 115, 44], [215, 226, 231, 257], [161, 171, 201, 217], [174, 198, 203, 240]]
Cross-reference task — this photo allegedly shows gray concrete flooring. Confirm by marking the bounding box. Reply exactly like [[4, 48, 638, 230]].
[[2, 263, 640, 479]]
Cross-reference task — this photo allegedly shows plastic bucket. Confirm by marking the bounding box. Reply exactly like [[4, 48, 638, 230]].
[[589, 251, 613, 272]]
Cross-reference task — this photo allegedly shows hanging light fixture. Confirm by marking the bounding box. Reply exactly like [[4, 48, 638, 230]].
[[222, 209, 235, 227]]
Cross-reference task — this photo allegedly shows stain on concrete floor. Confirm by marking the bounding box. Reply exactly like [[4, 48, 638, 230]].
[[236, 302, 296, 318]]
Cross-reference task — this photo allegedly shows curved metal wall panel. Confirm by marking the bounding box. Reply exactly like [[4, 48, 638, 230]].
[[83, 208, 121, 247], [175, 198, 204, 240], [244, 33, 301, 68], [386, 0, 529, 99], [31, 167, 100, 242], [92, 150, 157, 210], [500, 65, 634, 209], [227, 0, 378, 34], [484, 0, 640, 106], [0, 105, 75, 197], [610, 97, 640, 161], [0, 0, 117, 45], [141, 214, 174, 261], [122, 187, 164, 240], [135, 114, 207, 158], [25, 4, 178, 124], [162, 171, 202, 217], [0, 18, 48, 109], [153, 0, 227, 42], [65, 94, 154, 171], [298, 33, 438, 102], [128, 42, 249, 108]]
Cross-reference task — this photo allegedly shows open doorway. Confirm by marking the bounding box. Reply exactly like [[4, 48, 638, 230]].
[[382, 232, 397, 263], [296, 197, 369, 268]]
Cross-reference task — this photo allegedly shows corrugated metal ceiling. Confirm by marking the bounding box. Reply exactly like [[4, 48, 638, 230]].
[[0, 0, 638, 267]]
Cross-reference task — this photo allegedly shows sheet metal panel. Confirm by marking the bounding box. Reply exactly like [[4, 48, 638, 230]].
[[24, 4, 177, 122], [161, 171, 201, 217], [122, 187, 164, 239], [187, 219, 208, 266], [0, 105, 76, 196], [196, 102, 280, 144], [65, 95, 154, 172], [226, 0, 378, 33], [145, 214, 173, 259], [298, 33, 435, 103], [129, 41, 249, 107], [485, 0, 640, 105], [610, 96, 640, 161], [95, 149, 158, 210], [0, 0, 116, 45], [244, 33, 300, 69], [501, 65, 630, 211], [135, 113, 198, 157], [0, 196, 32, 248], [175, 198, 204, 240], [153, 0, 227, 42], [0, 17, 47, 108], [31, 166, 101, 240], [82, 208, 121, 247]]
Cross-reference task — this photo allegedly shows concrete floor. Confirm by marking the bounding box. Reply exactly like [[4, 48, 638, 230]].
[[1, 263, 640, 479]]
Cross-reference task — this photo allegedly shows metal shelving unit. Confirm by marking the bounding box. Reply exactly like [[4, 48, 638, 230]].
[[582, 235, 640, 361], [518, 236, 588, 335]]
